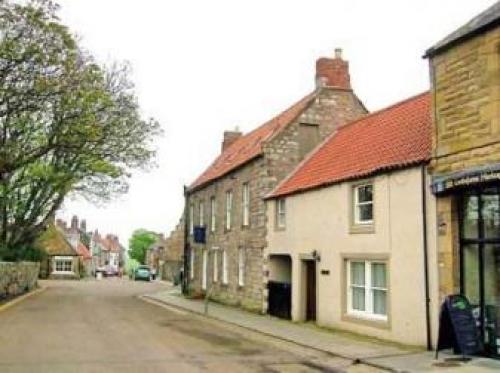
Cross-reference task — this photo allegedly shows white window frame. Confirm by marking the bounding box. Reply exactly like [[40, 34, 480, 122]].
[[199, 201, 204, 227], [353, 184, 374, 225], [276, 198, 286, 228], [202, 249, 208, 291], [210, 197, 216, 232], [212, 249, 218, 283], [242, 182, 250, 227], [52, 256, 74, 274], [222, 250, 228, 285], [225, 190, 233, 231], [190, 249, 195, 280], [189, 204, 194, 235], [238, 247, 245, 287], [346, 260, 388, 321]]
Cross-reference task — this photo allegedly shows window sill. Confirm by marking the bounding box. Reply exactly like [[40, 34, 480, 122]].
[[349, 223, 375, 234], [342, 312, 390, 329]]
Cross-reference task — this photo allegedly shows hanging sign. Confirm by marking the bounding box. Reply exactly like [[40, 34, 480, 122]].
[[435, 294, 483, 358]]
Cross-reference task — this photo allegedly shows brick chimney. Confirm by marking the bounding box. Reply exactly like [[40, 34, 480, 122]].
[[222, 128, 242, 151], [315, 48, 351, 89]]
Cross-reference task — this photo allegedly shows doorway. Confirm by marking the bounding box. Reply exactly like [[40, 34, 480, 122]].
[[305, 260, 317, 321], [459, 186, 500, 358]]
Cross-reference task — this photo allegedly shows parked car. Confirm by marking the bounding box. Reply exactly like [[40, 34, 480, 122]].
[[133, 265, 151, 281]]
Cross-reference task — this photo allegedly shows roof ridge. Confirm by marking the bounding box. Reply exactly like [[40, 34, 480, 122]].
[[335, 90, 429, 132]]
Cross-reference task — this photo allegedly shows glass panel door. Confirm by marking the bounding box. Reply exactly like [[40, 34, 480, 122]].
[[484, 244, 500, 356], [460, 187, 500, 358]]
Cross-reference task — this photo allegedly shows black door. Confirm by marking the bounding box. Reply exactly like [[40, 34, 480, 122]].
[[306, 260, 316, 321], [460, 186, 500, 358]]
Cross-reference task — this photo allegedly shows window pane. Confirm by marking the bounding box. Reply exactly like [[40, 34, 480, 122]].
[[373, 289, 387, 315], [351, 262, 365, 286], [482, 194, 500, 239], [358, 185, 373, 203], [463, 244, 480, 305], [462, 195, 479, 239], [371, 263, 386, 288], [352, 287, 365, 311], [359, 204, 373, 222]]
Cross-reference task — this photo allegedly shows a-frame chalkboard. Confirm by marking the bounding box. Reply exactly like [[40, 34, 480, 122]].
[[435, 294, 483, 359]]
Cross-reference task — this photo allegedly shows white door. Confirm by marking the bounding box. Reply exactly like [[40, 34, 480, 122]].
[[202, 249, 208, 290]]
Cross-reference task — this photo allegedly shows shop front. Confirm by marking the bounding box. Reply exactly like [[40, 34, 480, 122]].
[[433, 170, 500, 358]]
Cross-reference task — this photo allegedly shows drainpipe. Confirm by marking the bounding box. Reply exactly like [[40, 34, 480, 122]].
[[182, 185, 190, 295], [421, 165, 432, 350]]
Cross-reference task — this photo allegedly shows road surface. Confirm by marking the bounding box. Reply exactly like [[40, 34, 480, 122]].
[[0, 279, 380, 372]]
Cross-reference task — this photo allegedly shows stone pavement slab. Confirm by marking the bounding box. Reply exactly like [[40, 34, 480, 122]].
[[143, 289, 415, 361], [365, 351, 500, 372], [144, 289, 500, 372]]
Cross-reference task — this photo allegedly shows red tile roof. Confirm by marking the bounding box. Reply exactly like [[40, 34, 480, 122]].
[[269, 92, 431, 198], [189, 93, 316, 191], [76, 242, 92, 260]]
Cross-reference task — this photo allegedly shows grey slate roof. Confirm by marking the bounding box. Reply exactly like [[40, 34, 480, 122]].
[[425, 1, 500, 57]]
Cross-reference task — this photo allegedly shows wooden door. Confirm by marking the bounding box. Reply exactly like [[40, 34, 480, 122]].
[[306, 260, 316, 321]]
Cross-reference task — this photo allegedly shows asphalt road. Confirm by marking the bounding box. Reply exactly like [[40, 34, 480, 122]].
[[0, 279, 381, 373]]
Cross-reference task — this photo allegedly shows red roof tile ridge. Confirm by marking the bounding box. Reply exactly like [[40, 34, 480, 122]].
[[336, 90, 429, 132]]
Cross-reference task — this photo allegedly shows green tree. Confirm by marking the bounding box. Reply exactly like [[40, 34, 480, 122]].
[[128, 229, 157, 265], [0, 1, 161, 260]]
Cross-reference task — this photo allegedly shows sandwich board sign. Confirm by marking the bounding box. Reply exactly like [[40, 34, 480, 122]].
[[435, 294, 483, 359]]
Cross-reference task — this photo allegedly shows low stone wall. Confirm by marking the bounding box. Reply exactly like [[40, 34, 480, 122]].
[[0, 262, 40, 298]]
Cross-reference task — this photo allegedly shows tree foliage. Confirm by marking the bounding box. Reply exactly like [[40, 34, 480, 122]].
[[0, 0, 161, 259], [128, 229, 157, 265]]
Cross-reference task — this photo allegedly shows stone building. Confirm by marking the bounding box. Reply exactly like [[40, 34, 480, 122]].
[[185, 50, 367, 312], [160, 218, 184, 282], [425, 2, 500, 358]]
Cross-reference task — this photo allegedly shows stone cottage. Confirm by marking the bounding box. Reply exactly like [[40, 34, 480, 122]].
[[36, 223, 82, 279], [185, 50, 367, 312]]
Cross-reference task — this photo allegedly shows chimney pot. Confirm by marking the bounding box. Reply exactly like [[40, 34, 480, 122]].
[[334, 48, 342, 59]]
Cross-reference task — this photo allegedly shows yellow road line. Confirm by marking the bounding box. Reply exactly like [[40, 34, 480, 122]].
[[0, 286, 47, 313]]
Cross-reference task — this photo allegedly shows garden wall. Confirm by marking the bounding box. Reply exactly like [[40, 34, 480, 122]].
[[0, 262, 40, 298]]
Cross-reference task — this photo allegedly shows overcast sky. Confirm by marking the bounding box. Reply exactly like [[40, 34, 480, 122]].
[[55, 0, 496, 246]]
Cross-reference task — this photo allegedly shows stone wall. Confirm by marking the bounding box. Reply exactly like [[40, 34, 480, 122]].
[[187, 87, 366, 313], [0, 262, 40, 298], [429, 25, 500, 306], [430, 26, 500, 174]]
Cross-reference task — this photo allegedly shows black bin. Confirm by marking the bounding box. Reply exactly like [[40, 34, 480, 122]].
[[268, 281, 291, 319]]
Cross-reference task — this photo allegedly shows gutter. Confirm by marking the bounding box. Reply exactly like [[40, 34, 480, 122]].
[[421, 165, 432, 351]]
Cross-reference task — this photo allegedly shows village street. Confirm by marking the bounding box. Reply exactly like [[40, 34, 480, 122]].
[[0, 280, 379, 373]]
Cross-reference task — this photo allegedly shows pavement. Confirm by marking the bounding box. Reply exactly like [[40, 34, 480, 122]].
[[0, 278, 383, 372], [144, 286, 500, 373]]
